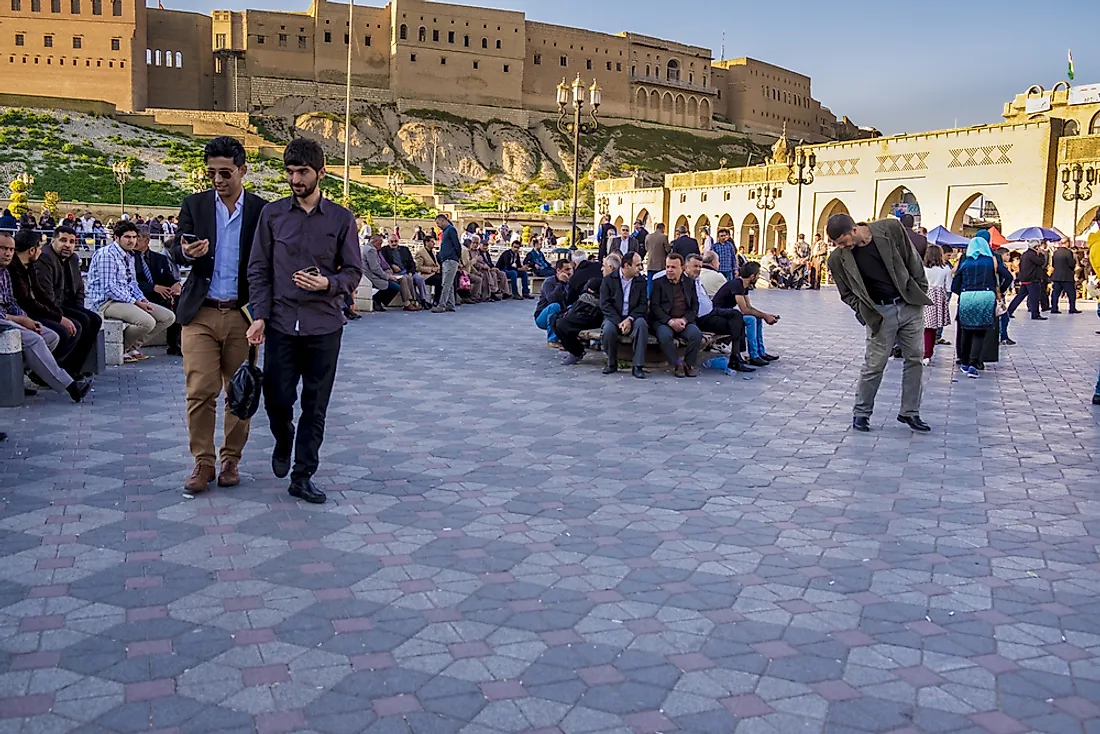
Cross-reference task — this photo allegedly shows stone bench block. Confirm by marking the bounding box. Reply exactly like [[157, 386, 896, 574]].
[[0, 327, 24, 407], [102, 319, 125, 366]]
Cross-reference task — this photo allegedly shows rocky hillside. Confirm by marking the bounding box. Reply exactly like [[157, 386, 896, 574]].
[[253, 103, 767, 214]]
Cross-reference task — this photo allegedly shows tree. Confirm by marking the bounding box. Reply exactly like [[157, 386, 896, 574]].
[[43, 191, 60, 216], [8, 178, 29, 217]]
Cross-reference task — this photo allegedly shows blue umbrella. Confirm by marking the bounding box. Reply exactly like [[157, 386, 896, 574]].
[[925, 226, 970, 246], [1005, 226, 1062, 242]]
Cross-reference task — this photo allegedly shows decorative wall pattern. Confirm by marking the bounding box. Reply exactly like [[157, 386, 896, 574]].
[[876, 152, 929, 173], [816, 159, 860, 176], [948, 144, 1013, 168]]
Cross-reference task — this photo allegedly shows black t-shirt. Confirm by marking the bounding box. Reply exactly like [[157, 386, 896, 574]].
[[713, 278, 747, 310], [852, 239, 900, 303]]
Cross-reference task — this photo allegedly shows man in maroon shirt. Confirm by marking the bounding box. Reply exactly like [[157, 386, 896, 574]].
[[247, 139, 363, 504]]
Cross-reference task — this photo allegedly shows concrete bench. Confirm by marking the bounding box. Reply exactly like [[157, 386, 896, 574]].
[[577, 327, 730, 368], [0, 327, 23, 407], [102, 319, 125, 366]]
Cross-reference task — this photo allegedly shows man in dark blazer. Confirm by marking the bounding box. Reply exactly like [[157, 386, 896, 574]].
[[599, 250, 649, 379], [169, 136, 269, 495], [670, 226, 701, 259], [598, 224, 642, 262], [1049, 238, 1081, 314], [35, 225, 101, 375], [134, 225, 182, 356], [649, 252, 703, 377]]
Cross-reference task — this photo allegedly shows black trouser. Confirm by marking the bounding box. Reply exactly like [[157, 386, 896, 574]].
[[38, 318, 78, 367], [424, 273, 443, 303], [698, 308, 745, 361], [1040, 279, 1051, 311], [148, 294, 181, 351], [958, 328, 986, 367], [1006, 282, 1040, 319], [61, 305, 101, 374], [263, 328, 343, 482], [1050, 280, 1076, 312]]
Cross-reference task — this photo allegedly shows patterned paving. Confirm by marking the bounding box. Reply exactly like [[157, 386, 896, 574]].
[[1, 289, 1099, 734]]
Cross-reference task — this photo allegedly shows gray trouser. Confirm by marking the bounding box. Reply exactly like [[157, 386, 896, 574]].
[[2, 320, 72, 393], [440, 259, 460, 309], [656, 322, 703, 368], [856, 301, 924, 419], [602, 318, 648, 367]]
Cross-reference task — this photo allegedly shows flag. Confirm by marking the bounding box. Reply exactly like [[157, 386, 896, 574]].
[[1068, 49, 1075, 81]]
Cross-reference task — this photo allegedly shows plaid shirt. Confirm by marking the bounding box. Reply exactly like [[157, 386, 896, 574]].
[[0, 267, 25, 318], [85, 241, 145, 311], [712, 240, 736, 274]]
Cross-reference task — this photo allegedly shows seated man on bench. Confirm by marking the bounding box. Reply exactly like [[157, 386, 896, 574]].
[[650, 252, 702, 378], [524, 238, 556, 278], [713, 261, 779, 367], [684, 254, 754, 373], [534, 258, 573, 345], [599, 251, 648, 379]]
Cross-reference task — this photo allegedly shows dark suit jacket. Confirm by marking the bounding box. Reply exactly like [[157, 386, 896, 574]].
[[599, 271, 648, 323], [135, 249, 179, 303], [8, 256, 63, 321], [169, 189, 268, 325], [1051, 246, 1076, 282], [827, 218, 931, 335], [598, 235, 642, 261], [34, 244, 84, 309], [496, 249, 523, 271], [650, 275, 698, 325], [904, 229, 928, 258], [671, 235, 701, 258]]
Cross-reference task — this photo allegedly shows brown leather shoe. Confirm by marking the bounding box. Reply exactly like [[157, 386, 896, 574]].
[[673, 363, 687, 378], [185, 462, 216, 493], [217, 459, 241, 487], [684, 365, 698, 378]]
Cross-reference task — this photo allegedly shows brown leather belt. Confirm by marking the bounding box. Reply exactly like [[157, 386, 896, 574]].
[[203, 298, 239, 310]]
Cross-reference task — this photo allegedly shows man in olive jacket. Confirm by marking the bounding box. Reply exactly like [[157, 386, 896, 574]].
[[826, 214, 932, 434]]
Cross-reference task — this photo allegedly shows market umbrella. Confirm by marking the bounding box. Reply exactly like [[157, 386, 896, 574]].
[[1005, 226, 1062, 242], [986, 226, 1010, 246], [926, 226, 969, 246]]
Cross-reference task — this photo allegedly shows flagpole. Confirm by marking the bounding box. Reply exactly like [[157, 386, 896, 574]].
[[342, 0, 354, 209]]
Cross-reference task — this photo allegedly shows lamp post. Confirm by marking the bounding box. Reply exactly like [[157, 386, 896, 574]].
[[112, 160, 131, 218], [557, 74, 601, 247], [387, 168, 405, 234], [786, 143, 815, 240], [749, 182, 780, 254], [1061, 163, 1095, 242]]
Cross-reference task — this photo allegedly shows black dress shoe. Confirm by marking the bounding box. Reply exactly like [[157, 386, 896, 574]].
[[602, 364, 618, 375], [1070, 309, 1083, 314], [762, 353, 779, 361], [973, 361, 985, 371], [852, 417, 871, 432], [892, 347, 903, 359], [373, 303, 387, 312], [1049, 310, 1061, 314], [1031, 316, 1047, 321], [289, 478, 327, 504], [897, 415, 931, 432], [729, 361, 756, 373], [748, 357, 769, 367], [632, 367, 645, 379], [272, 450, 291, 479], [166, 347, 183, 356], [1093, 394, 1100, 406], [66, 377, 93, 403]]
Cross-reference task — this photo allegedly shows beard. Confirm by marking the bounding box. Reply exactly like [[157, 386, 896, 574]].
[[292, 180, 318, 199]]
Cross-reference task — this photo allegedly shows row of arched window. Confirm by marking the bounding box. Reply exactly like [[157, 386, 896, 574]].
[[146, 48, 182, 68], [397, 24, 501, 50], [637, 60, 707, 87], [762, 85, 810, 108]]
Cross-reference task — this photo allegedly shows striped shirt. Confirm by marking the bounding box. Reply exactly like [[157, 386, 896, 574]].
[[0, 268, 25, 318], [85, 241, 145, 311]]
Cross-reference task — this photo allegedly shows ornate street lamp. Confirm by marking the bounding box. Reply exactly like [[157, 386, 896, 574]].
[[749, 182, 781, 254], [557, 74, 601, 246], [786, 143, 815, 240], [387, 168, 405, 233], [112, 160, 131, 218], [1061, 163, 1095, 241]]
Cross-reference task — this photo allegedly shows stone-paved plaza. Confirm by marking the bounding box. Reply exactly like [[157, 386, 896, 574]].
[[1, 289, 1099, 734]]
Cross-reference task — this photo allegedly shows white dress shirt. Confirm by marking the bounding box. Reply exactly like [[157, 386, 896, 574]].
[[695, 277, 713, 317]]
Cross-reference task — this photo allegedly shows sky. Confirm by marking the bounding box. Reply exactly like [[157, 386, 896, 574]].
[[169, 0, 1094, 134]]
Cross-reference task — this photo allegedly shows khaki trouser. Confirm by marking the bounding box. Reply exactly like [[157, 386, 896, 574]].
[[182, 306, 251, 466], [100, 301, 175, 352], [855, 301, 924, 419]]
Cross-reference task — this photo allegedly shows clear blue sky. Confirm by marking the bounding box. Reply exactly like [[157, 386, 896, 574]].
[[168, 0, 1095, 134]]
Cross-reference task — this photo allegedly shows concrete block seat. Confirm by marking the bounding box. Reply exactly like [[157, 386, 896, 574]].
[[576, 327, 731, 368], [101, 319, 125, 366]]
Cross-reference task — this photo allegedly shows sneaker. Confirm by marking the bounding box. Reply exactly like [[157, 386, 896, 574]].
[[561, 353, 581, 366], [958, 365, 972, 377], [966, 366, 979, 379], [935, 338, 951, 346], [920, 358, 930, 366]]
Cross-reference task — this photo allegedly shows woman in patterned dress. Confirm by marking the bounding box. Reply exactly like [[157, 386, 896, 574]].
[[951, 237, 1014, 378], [922, 245, 952, 365]]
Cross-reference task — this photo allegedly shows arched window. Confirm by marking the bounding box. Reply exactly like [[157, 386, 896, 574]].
[[163, 49, 172, 67], [463, 35, 469, 47], [481, 37, 487, 48], [666, 59, 679, 82], [645, 63, 650, 77], [1091, 111, 1100, 135], [174, 51, 181, 67], [154, 49, 161, 65], [1064, 119, 1080, 136], [399, 24, 407, 40], [417, 26, 426, 42], [145, 47, 151, 64]]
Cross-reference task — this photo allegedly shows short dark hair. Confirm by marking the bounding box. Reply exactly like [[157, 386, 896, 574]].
[[900, 213, 915, 228], [113, 220, 139, 239], [204, 136, 246, 166], [741, 261, 761, 279], [554, 258, 571, 271], [826, 213, 857, 241], [622, 250, 641, 267], [717, 228, 730, 237], [13, 228, 41, 253], [283, 138, 325, 172], [53, 224, 77, 239], [666, 252, 684, 265], [686, 253, 703, 265]]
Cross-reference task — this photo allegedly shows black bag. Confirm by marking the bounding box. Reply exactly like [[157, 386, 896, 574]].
[[227, 347, 263, 420]]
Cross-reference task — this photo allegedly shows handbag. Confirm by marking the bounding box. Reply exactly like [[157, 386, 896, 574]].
[[458, 271, 471, 290], [227, 347, 263, 420]]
